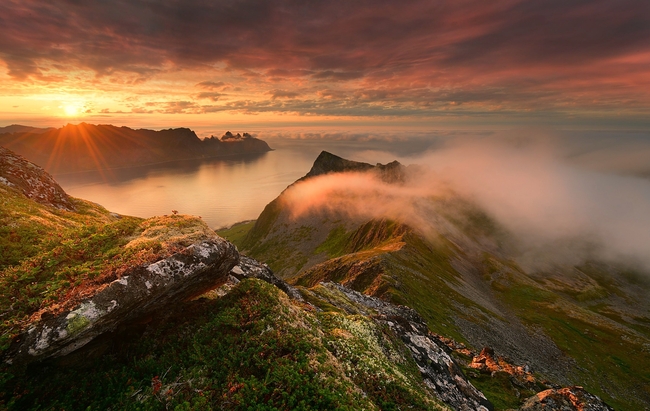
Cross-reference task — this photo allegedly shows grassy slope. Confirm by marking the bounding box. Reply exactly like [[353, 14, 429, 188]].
[[1, 189, 452, 410], [241, 192, 650, 410], [4, 279, 451, 411], [216, 220, 256, 249], [0, 183, 219, 351], [5, 161, 647, 409], [292, 226, 478, 344], [0, 183, 115, 270], [483, 258, 650, 410]]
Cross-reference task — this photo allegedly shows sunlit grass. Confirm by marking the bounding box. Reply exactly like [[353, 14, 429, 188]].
[[0, 184, 219, 351]]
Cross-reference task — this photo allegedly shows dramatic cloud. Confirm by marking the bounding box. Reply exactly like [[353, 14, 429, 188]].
[[196, 92, 225, 102], [0, 0, 648, 124], [268, 90, 300, 100], [196, 81, 226, 90], [281, 134, 650, 271]]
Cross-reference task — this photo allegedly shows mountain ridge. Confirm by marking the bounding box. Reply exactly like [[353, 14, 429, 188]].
[[0, 147, 635, 410], [1, 146, 493, 410], [0, 123, 272, 175], [236, 151, 650, 410]]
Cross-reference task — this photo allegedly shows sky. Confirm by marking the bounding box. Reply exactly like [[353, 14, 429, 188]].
[[1, 0, 650, 132]]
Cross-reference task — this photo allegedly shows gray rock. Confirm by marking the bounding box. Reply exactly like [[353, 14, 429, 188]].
[[230, 255, 304, 301], [6, 239, 238, 365], [318, 282, 493, 411]]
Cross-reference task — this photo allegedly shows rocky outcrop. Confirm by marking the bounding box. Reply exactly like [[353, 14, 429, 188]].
[[302, 151, 405, 183], [519, 386, 614, 411], [0, 146, 74, 210], [5, 239, 238, 365], [303, 151, 375, 178], [230, 255, 304, 301], [468, 347, 539, 388], [313, 282, 493, 411]]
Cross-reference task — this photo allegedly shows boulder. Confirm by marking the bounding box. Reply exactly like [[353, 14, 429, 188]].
[[230, 255, 303, 301], [6, 239, 238, 365]]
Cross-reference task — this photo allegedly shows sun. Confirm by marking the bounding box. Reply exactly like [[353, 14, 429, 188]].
[[64, 104, 80, 116]]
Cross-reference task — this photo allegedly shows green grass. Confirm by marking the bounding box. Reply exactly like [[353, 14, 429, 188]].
[[295, 229, 483, 344], [315, 225, 349, 257], [318, 312, 448, 410], [2, 279, 449, 410], [494, 276, 650, 410], [0, 185, 114, 270], [381, 236, 478, 343], [238, 200, 315, 276], [0, 217, 151, 349], [0, 183, 219, 353], [463, 369, 535, 410], [216, 220, 256, 249], [241, 198, 282, 250]]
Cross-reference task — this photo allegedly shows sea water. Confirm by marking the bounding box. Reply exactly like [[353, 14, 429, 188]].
[[54, 139, 410, 228]]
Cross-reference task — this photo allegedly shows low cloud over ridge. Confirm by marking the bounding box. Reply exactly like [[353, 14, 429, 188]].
[[282, 133, 650, 272]]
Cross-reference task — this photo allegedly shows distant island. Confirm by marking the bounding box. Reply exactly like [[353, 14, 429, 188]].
[[0, 123, 272, 174]]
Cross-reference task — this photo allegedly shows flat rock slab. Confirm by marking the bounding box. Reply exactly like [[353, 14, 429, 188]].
[[6, 239, 238, 365]]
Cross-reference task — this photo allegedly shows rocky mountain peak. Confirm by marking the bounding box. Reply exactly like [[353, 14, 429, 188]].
[[304, 151, 406, 183], [305, 151, 375, 178], [0, 146, 74, 210]]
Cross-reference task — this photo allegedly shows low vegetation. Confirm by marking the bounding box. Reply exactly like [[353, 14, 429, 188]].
[[242, 189, 650, 409], [488, 262, 650, 411], [0, 181, 220, 352], [3, 279, 450, 410], [3, 150, 647, 409], [216, 220, 256, 249]]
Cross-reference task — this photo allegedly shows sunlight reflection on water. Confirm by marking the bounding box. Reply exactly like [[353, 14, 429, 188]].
[[54, 139, 395, 228]]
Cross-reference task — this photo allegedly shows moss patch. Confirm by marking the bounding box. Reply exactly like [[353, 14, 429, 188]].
[[66, 314, 90, 335], [2, 279, 450, 410]]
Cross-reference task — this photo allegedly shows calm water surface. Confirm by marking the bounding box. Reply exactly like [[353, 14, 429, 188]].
[[55, 140, 396, 228]]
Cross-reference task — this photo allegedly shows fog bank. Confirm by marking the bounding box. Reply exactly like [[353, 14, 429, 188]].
[[283, 132, 650, 271]]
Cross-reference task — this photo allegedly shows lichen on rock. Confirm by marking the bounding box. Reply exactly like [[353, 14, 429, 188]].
[[5, 238, 238, 365], [303, 282, 494, 411]]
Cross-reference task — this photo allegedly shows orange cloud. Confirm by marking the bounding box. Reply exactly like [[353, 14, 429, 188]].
[[0, 0, 649, 125]]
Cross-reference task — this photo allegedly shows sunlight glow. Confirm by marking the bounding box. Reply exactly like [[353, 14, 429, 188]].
[[64, 104, 80, 116]]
